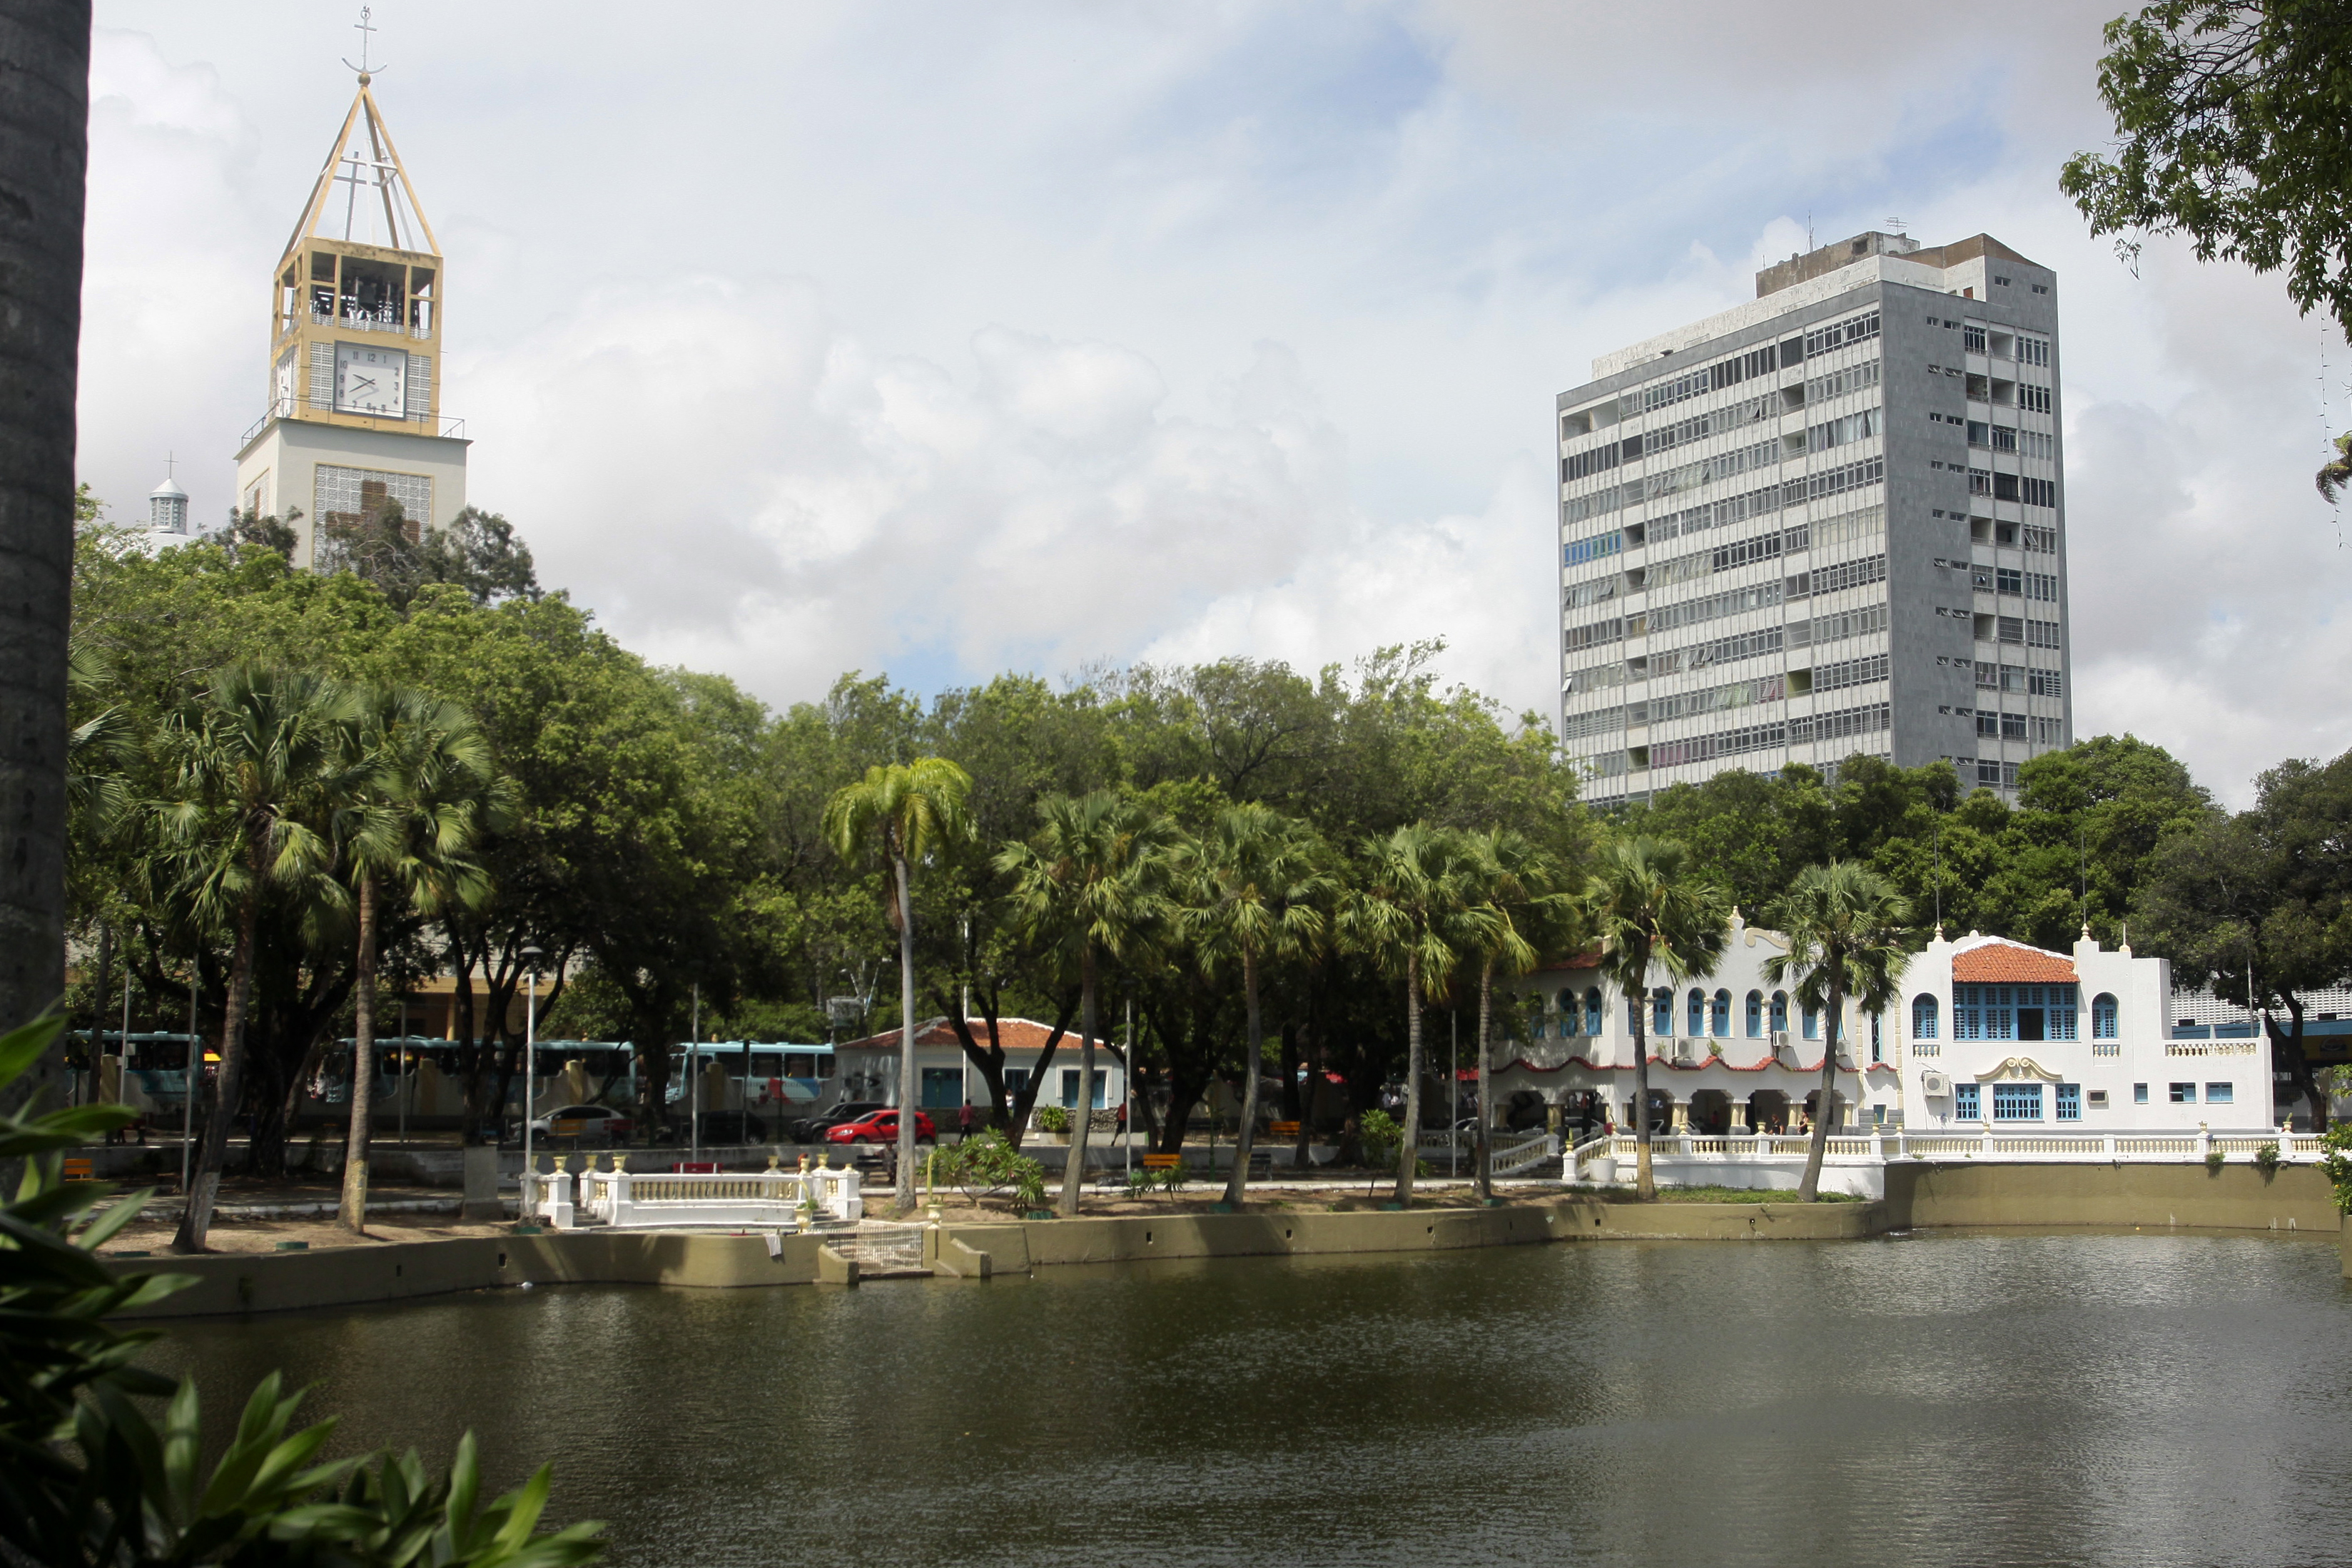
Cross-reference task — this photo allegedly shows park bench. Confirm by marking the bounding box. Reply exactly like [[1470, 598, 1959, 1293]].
[[552, 1119, 587, 1139], [1142, 1152, 1182, 1172], [670, 1161, 719, 1174], [1268, 1121, 1299, 1139], [62, 1156, 95, 1183]]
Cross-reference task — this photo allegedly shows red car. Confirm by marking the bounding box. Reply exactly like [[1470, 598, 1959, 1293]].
[[824, 1109, 937, 1145]]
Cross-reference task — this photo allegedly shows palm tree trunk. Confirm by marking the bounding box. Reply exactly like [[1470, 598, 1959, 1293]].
[[340, 872, 377, 1232], [1394, 951, 1423, 1206], [1474, 962, 1494, 1201], [1631, 984, 1654, 1201], [0, 0, 86, 1099], [175, 879, 260, 1252], [894, 854, 918, 1211], [1222, 946, 1262, 1209], [1058, 945, 1098, 1216], [1798, 975, 1843, 1201]]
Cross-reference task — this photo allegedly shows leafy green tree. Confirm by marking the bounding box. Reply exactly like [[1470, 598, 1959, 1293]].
[[826, 758, 974, 1208], [998, 791, 1177, 1215], [338, 686, 502, 1232], [1344, 823, 1482, 1206], [154, 666, 363, 1251], [1592, 837, 1728, 1201], [2062, 2, 2352, 343], [2135, 748, 2352, 1126], [1178, 803, 1334, 1208], [1763, 862, 1912, 1201]]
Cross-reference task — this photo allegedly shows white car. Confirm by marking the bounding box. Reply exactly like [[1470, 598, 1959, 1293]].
[[528, 1104, 632, 1141]]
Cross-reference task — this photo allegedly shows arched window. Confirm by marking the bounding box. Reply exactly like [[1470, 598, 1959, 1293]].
[[1912, 994, 1940, 1039], [1586, 989, 1603, 1037], [1653, 987, 1674, 1036], [1712, 989, 1731, 1037], [1870, 1012, 1882, 1063], [1556, 989, 1581, 1037], [1770, 991, 1788, 1034], [1802, 1002, 1820, 1040], [2092, 993, 2119, 1039], [1745, 990, 1764, 1038], [1688, 989, 1706, 1037]]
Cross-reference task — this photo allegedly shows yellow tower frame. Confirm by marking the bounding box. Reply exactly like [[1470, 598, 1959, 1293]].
[[265, 76, 445, 438]]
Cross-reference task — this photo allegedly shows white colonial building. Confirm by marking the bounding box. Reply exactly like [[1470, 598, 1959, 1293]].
[[1491, 919, 2276, 1140]]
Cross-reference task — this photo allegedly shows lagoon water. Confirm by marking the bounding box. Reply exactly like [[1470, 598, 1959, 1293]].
[[152, 1231, 2352, 1568]]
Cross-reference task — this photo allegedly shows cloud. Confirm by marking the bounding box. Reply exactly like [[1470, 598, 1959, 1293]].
[[79, 1, 2352, 806]]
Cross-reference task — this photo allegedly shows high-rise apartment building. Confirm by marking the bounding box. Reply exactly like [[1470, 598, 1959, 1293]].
[[1554, 230, 2070, 805]]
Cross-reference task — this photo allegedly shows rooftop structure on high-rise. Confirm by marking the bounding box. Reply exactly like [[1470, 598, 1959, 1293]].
[[1554, 229, 2071, 805]]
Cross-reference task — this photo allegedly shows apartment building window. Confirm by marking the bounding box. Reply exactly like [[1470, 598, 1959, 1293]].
[[1992, 1082, 2042, 1120], [1977, 712, 2000, 738], [1912, 994, 1939, 1039], [1653, 988, 1673, 1036], [1747, 990, 1764, 1037], [2206, 1082, 2234, 1104], [2019, 335, 2050, 363], [2000, 666, 2027, 693], [1969, 468, 1992, 495], [2029, 669, 2063, 697], [2170, 1082, 2196, 1103], [1997, 567, 2023, 594], [1688, 989, 1706, 1037], [1586, 989, 1604, 1035], [2023, 525, 2058, 553], [1964, 324, 1988, 353], [2001, 713, 2027, 739], [2134, 1082, 2149, 1103], [1990, 425, 2017, 451], [1967, 419, 1990, 446], [2019, 385, 2053, 414], [1998, 616, 2025, 643], [2020, 477, 2058, 506], [2027, 618, 2062, 649], [1994, 473, 2022, 502], [2034, 717, 2064, 743], [1956, 1082, 1982, 1119], [1975, 661, 2000, 688], [2056, 1083, 2082, 1121], [2024, 571, 2059, 601], [1770, 992, 1788, 1034]]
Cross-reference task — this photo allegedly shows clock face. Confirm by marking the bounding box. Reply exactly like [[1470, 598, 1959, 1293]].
[[335, 342, 407, 418]]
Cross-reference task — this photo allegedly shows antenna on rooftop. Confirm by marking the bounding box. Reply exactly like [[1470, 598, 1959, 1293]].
[[1885, 215, 1907, 235], [342, 5, 385, 84]]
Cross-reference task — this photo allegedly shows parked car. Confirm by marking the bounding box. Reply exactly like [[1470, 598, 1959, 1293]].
[[790, 1101, 886, 1143], [694, 1110, 767, 1144], [530, 1104, 632, 1141], [823, 1109, 936, 1146]]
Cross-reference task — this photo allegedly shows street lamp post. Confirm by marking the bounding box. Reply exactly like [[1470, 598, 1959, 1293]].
[[519, 945, 542, 1220]]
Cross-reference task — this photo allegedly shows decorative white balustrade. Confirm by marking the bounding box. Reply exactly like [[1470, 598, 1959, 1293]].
[[1588, 1128, 2326, 1168], [520, 1156, 862, 1230]]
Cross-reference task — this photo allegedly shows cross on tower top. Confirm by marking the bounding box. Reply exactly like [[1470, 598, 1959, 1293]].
[[342, 6, 384, 86]]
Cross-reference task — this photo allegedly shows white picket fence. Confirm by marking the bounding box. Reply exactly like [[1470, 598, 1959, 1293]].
[[521, 1158, 863, 1230]]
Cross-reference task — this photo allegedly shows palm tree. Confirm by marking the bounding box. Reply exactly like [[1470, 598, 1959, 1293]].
[[338, 687, 502, 1233], [2318, 430, 2352, 504], [1592, 837, 1727, 1201], [1459, 830, 1580, 1201], [998, 791, 1176, 1216], [156, 666, 364, 1252], [1180, 804, 1334, 1210], [1763, 860, 1912, 1201], [1344, 823, 1479, 1208], [0, 3, 88, 1057], [824, 758, 974, 1212]]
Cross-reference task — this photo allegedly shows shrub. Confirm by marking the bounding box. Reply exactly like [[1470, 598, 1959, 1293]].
[[1125, 1169, 1157, 1201], [1159, 1158, 1193, 1193], [1035, 1104, 1071, 1134], [1358, 1108, 1401, 1167], [2255, 1141, 2283, 1175], [2320, 1124, 2352, 1212], [2206, 1149, 2226, 1174]]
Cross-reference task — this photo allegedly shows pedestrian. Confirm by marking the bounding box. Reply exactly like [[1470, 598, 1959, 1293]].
[[959, 1100, 975, 1140]]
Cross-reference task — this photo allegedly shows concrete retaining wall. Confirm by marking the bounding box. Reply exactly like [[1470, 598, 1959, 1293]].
[[1882, 1161, 2338, 1233]]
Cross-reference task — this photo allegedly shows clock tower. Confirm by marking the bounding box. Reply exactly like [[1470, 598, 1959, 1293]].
[[232, 68, 468, 569]]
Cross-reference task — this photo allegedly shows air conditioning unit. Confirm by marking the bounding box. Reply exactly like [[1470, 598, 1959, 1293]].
[[1920, 1071, 1952, 1097], [1770, 1031, 1793, 1060]]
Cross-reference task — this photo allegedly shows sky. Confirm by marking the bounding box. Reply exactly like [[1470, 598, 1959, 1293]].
[[78, 1, 2352, 808]]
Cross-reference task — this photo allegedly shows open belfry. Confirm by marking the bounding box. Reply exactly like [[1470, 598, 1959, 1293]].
[[232, 57, 467, 569]]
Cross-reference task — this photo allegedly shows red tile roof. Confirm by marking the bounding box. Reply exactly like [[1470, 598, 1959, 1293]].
[[1952, 942, 2077, 984]]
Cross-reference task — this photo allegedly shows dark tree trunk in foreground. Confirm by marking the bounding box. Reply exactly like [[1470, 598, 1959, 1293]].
[[0, 1, 88, 1093]]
